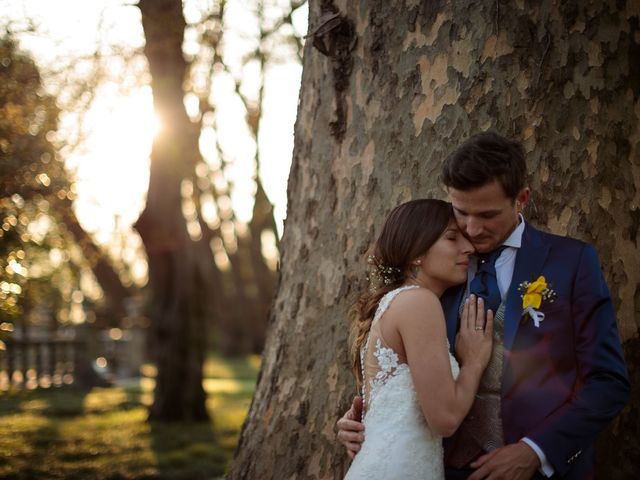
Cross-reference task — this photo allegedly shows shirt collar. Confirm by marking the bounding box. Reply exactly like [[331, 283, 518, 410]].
[[502, 214, 525, 249]]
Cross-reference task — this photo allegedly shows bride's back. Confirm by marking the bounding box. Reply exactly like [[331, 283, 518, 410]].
[[345, 286, 460, 480]]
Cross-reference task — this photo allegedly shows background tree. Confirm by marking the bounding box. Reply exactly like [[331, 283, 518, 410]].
[[0, 34, 108, 347], [181, 0, 305, 355], [135, 0, 211, 422], [230, 1, 640, 478], [0, 12, 139, 336], [135, 0, 305, 420]]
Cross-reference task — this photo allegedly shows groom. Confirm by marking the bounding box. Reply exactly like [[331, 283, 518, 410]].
[[337, 132, 630, 479]]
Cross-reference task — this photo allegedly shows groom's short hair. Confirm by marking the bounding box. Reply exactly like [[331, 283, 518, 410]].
[[441, 132, 526, 200]]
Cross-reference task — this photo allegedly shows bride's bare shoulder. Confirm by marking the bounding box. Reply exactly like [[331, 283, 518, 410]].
[[394, 286, 440, 304], [387, 287, 443, 318]]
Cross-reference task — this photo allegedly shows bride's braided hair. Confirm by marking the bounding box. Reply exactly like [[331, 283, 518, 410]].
[[350, 199, 453, 389]]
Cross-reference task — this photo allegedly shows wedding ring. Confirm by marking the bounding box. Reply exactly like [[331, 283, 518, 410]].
[[474, 326, 483, 330]]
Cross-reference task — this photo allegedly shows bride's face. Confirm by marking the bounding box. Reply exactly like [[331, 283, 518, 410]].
[[415, 220, 473, 293]]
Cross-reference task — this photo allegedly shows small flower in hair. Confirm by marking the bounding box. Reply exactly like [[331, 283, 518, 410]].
[[367, 255, 402, 291]]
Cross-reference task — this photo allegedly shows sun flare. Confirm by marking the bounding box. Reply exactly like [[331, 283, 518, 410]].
[[70, 86, 157, 243]]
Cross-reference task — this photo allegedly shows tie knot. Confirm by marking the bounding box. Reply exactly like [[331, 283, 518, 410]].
[[477, 245, 507, 266]]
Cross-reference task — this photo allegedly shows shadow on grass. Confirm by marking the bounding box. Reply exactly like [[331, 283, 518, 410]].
[[0, 353, 258, 479], [148, 420, 226, 480], [0, 387, 92, 479], [123, 385, 230, 480], [0, 386, 88, 418]]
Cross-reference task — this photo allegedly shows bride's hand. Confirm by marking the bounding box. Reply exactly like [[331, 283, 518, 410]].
[[455, 295, 494, 371]]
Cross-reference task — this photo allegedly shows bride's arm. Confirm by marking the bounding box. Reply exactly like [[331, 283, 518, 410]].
[[392, 291, 492, 437]]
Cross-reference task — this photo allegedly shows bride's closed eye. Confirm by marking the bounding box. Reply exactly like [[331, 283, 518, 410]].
[[443, 228, 458, 241]]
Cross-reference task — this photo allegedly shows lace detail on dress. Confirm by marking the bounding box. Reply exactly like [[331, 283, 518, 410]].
[[369, 338, 410, 408], [360, 285, 418, 414]]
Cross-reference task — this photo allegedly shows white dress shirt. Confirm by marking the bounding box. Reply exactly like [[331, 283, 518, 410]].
[[466, 215, 554, 477]]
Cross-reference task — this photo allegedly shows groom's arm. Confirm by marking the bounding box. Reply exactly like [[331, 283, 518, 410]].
[[520, 437, 554, 476], [524, 243, 630, 476]]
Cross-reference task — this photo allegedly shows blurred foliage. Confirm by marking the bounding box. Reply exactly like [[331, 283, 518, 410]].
[[0, 34, 97, 342], [0, 352, 259, 479]]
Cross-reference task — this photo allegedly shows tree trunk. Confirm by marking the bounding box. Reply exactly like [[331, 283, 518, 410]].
[[135, 0, 209, 422], [230, 1, 640, 478], [245, 180, 279, 352]]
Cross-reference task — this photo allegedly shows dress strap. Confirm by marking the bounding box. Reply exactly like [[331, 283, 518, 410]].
[[372, 285, 420, 326]]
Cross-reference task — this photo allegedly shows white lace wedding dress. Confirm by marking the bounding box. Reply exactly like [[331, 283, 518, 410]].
[[344, 286, 460, 480]]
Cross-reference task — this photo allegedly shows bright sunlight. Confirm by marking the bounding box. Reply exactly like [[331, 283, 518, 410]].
[[69, 85, 156, 245]]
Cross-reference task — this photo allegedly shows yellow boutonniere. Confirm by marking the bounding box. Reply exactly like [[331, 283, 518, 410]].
[[518, 276, 556, 327]]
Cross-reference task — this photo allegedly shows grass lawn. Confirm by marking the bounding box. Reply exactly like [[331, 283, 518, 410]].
[[0, 353, 260, 479]]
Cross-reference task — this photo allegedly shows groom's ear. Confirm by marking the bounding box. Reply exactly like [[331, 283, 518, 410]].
[[516, 187, 531, 213]]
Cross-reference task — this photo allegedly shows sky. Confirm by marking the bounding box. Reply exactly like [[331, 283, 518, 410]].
[[4, 0, 307, 283]]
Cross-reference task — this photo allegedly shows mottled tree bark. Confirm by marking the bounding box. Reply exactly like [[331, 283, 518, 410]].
[[231, 1, 639, 478], [135, 0, 209, 421]]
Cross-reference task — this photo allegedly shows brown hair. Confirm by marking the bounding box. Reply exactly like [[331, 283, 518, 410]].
[[441, 131, 526, 200], [350, 199, 453, 387]]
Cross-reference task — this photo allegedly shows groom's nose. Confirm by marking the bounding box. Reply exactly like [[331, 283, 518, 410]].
[[465, 217, 484, 237]]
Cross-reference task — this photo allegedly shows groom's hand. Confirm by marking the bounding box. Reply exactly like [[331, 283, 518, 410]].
[[468, 441, 540, 480], [336, 396, 364, 459]]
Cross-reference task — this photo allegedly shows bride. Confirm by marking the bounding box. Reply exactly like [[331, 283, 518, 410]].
[[343, 199, 493, 480]]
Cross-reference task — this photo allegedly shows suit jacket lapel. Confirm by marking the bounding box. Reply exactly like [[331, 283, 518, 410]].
[[503, 223, 550, 352]]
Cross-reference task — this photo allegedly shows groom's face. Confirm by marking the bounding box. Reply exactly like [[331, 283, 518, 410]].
[[448, 180, 528, 254]]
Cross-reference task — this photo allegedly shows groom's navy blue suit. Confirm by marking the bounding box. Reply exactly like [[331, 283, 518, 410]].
[[442, 222, 630, 479]]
